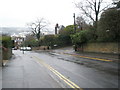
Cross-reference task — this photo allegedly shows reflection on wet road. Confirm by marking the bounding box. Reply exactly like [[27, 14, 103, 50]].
[[32, 56, 82, 89], [2, 49, 119, 88], [33, 49, 118, 88]]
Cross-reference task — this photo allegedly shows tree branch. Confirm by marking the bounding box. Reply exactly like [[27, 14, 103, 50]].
[[81, 6, 95, 22], [86, 0, 94, 6], [99, 4, 111, 12]]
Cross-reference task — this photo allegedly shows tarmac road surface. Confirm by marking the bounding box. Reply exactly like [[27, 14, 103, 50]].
[[2, 49, 119, 89]]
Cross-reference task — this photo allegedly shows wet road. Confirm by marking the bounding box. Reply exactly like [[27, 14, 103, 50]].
[[2, 49, 119, 89]]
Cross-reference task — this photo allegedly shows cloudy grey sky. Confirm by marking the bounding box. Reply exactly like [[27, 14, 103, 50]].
[[0, 0, 79, 28], [0, 0, 113, 29]]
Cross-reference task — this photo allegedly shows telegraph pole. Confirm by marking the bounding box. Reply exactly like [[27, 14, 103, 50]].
[[73, 13, 76, 33]]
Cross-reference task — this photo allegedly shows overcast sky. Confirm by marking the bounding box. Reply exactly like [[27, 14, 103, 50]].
[[0, 0, 113, 30], [0, 0, 79, 28]]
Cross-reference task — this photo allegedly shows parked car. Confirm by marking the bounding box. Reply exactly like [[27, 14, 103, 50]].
[[14, 47, 17, 50], [20, 47, 32, 51]]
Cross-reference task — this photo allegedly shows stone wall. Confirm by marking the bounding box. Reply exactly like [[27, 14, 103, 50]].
[[78, 42, 119, 54], [0, 50, 1, 60], [2, 48, 12, 60]]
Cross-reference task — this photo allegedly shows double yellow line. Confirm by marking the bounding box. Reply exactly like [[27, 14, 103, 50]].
[[32, 56, 83, 90], [61, 53, 113, 62]]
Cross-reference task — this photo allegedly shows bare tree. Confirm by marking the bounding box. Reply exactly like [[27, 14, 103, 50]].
[[75, 0, 112, 28], [76, 16, 87, 30], [28, 18, 48, 40]]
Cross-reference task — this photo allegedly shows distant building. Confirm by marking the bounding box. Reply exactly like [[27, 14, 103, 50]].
[[58, 25, 65, 34], [11, 35, 25, 49]]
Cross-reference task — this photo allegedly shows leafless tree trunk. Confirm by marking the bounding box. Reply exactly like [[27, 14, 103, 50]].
[[28, 18, 48, 40]]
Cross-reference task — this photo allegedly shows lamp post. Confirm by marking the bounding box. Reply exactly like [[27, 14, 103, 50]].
[[22, 37, 24, 54], [73, 13, 76, 33], [22, 35, 25, 54]]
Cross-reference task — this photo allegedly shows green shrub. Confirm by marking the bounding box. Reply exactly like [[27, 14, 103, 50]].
[[24, 40, 39, 47], [39, 34, 72, 48], [39, 35, 56, 47], [0, 36, 13, 48], [71, 30, 93, 45], [97, 8, 120, 42], [0, 35, 12, 60]]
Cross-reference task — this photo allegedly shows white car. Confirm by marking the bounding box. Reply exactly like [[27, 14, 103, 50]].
[[20, 47, 32, 51]]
